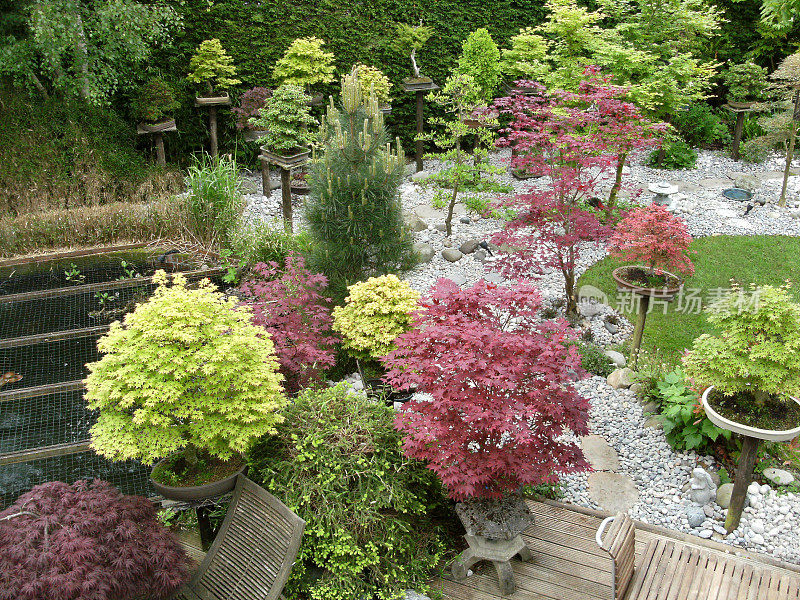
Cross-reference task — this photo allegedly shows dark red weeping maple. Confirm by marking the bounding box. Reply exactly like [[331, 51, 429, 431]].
[[383, 279, 591, 501], [0, 480, 189, 600]]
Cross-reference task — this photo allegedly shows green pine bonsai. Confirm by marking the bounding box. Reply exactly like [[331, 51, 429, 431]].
[[272, 37, 335, 94], [682, 283, 800, 410], [252, 84, 317, 154], [394, 23, 434, 80], [85, 272, 287, 471], [187, 38, 240, 96]]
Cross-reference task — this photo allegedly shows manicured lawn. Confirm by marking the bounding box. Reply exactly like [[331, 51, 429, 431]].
[[578, 235, 800, 364]]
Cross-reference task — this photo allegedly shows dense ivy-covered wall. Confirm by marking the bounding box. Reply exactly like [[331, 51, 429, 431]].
[[148, 0, 547, 159]]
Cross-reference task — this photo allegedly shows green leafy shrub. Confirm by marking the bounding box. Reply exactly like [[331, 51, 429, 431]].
[[657, 368, 731, 451], [722, 61, 770, 102], [575, 342, 615, 377], [184, 153, 244, 246], [252, 84, 317, 154], [455, 28, 502, 102], [332, 274, 420, 361], [247, 384, 449, 600], [306, 71, 413, 293], [352, 64, 392, 106], [647, 134, 697, 169], [132, 77, 180, 124], [272, 37, 335, 92], [464, 194, 491, 215], [85, 271, 287, 465], [229, 221, 312, 267], [187, 39, 240, 95], [673, 104, 731, 148], [499, 27, 550, 83]]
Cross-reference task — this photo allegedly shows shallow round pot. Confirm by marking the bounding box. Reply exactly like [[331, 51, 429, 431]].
[[727, 100, 755, 110], [150, 457, 246, 501], [702, 386, 800, 442], [138, 119, 176, 133], [612, 265, 683, 299], [195, 93, 231, 107]]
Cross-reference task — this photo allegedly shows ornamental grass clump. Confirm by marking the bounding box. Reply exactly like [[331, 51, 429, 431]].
[[682, 283, 800, 428], [85, 271, 286, 474], [385, 279, 590, 501], [332, 274, 420, 361], [0, 480, 189, 600], [608, 204, 695, 280]]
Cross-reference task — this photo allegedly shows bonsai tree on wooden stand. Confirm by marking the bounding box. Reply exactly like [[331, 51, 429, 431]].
[[769, 51, 800, 207], [682, 283, 800, 532], [272, 36, 335, 105], [187, 38, 240, 158], [396, 22, 438, 171], [252, 84, 317, 231], [385, 278, 590, 595], [722, 61, 770, 160], [607, 204, 695, 364], [133, 77, 180, 166]]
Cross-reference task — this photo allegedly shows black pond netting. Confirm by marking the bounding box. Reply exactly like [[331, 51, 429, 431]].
[[0, 246, 219, 508]]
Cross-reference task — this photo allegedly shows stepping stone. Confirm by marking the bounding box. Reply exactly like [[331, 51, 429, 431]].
[[715, 208, 738, 218], [448, 271, 468, 286], [483, 273, 503, 284], [415, 204, 466, 222], [411, 170, 431, 182], [757, 170, 793, 181], [763, 467, 795, 486], [588, 472, 639, 513], [727, 171, 749, 180], [580, 435, 620, 472], [672, 180, 702, 194], [726, 218, 752, 230], [698, 178, 731, 190]]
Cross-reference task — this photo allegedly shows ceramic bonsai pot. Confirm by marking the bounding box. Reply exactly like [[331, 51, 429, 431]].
[[150, 455, 246, 502], [379, 104, 392, 115], [401, 77, 439, 92], [701, 386, 800, 442], [365, 378, 414, 406], [195, 92, 231, 107], [612, 265, 683, 299]]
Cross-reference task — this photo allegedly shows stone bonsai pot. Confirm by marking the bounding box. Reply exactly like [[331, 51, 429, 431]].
[[150, 450, 247, 502]]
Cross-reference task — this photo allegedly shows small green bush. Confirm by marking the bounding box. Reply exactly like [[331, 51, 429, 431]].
[[657, 368, 731, 452], [673, 104, 731, 148], [352, 64, 392, 106], [247, 384, 449, 600], [575, 342, 615, 377], [272, 37, 335, 92], [647, 135, 697, 170], [464, 194, 491, 215], [229, 221, 312, 267], [184, 154, 244, 247], [455, 28, 501, 102], [187, 38, 240, 95]]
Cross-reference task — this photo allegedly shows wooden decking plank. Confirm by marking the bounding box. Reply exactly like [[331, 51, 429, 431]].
[[662, 545, 695, 600], [527, 547, 613, 586], [524, 525, 607, 558], [625, 537, 662, 599], [745, 568, 763, 600], [637, 539, 669, 599], [528, 502, 603, 531], [437, 576, 549, 600], [514, 558, 613, 597], [712, 560, 741, 600], [676, 549, 707, 600], [698, 554, 727, 600], [735, 564, 755, 600], [644, 540, 676, 600], [527, 509, 607, 543], [467, 568, 609, 600], [784, 573, 800, 599], [525, 536, 612, 571]]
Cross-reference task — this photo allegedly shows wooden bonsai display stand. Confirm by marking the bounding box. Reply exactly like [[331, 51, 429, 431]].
[[402, 78, 439, 172], [196, 93, 231, 158], [724, 103, 757, 161], [258, 147, 310, 232], [137, 120, 177, 166]]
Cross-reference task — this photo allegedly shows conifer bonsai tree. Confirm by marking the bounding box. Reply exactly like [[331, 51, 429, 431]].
[[252, 84, 317, 155], [395, 22, 434, 81], [85, 271, 286, 487], [272, 36, 335, 96], [455, 28, 502, 102], [0, 480, 189, 600], [187, 38, 240, 97], [306, 70, 413, 294], [133, 77, 180, 124]]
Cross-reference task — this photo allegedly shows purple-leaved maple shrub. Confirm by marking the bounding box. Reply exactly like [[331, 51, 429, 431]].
[[240, 254, 337, 394], [0, 480, 189, 600], [384, 278, 591, 501]]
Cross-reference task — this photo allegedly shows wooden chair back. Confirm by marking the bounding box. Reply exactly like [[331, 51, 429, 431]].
[[596, 513, 637, 600]]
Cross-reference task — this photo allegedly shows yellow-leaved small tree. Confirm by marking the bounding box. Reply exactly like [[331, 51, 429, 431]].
[[85, 271, 286, 467]]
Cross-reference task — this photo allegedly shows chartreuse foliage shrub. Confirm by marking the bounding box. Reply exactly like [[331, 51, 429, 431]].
[[187, 38, 240, 95], [306, 71, 413, 293], [247, 383, 449, 600], [456, 28, 502, 101], [657, 368, 731, 451], [332, 274, 420, 361], [0, 480, 190, 600], [352, 64, 392, 105], [85, 271, 286, 465], [682, 283, 800, 406], [272, 37, 335, 92], [499, 27, 550, 83]]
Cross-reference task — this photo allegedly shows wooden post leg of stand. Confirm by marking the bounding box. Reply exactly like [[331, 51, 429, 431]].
[[280, 167, 292, 233], [261, 159, 271, 198], [154, 132, 166, 167], [209, 106, 218, 159], [415, 91, 424, 172], [732, 112, 745, 161], [725, 435, 761, 533], [196, 506, 215, 550], [630, 295, 650, 368]]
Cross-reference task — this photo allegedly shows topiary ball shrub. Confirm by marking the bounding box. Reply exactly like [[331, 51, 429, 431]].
[[0, 480, 190, 600], [332, 274, 420, 361], [247, 383, 449, 600]]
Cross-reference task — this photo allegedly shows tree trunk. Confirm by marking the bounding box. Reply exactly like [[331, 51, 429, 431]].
[[74, 14, 91, 101], [725, 435, 761, 533], [564, 269, 576, 317], [606, 153, 626, 221], [29, 72, 49, 100], [184, 444, 199, 468], [208, 106, 219, 158], [779, 90, 800, 208], [446, 138, 462, 237], [410, 48, 420, 79]]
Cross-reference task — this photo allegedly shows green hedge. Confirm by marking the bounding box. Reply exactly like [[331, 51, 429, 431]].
[[148, 0, 547, 158]]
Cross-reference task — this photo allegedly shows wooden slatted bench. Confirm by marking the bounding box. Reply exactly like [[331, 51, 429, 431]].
[[596, 513, 800, 600]]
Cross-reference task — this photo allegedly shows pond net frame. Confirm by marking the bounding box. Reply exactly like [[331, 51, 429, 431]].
[[0, 243, 224, 507]]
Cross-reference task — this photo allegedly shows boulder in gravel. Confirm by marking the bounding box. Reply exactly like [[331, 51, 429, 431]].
[[404, 592, 431, 600], [716, 483, 734, 508], [459, 239, 480, 254], [411, 170, 431, 183], [685, 505, 705, 528], [733, 175, 760, 191], [413, 243, 434, 263], [442, 248, 463, 262], [607, 367, 636, 389], [407, 216, 428, 232], [763, 467, 795, 486], [629, 383, 643, 395], [578, 301, 606, 318], [473, 249, 488, 262], [604, 350, 626, 368]]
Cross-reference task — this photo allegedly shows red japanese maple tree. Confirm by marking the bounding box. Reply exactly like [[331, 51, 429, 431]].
[[608, 204, 695, 276], [0, 480, 189, 600], [383, 279, 590, 501], [239, 254, 337, 394]]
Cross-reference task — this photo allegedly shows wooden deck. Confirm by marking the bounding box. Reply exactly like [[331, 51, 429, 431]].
[[433, 500, 800, 600]]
